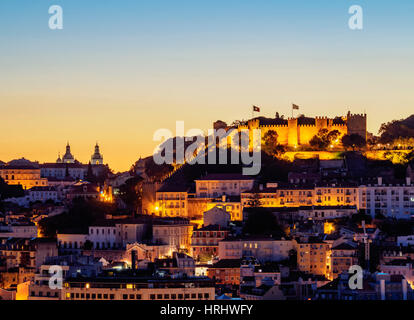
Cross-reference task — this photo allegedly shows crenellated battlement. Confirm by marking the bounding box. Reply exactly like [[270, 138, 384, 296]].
[[222, 110, 367, 148], [259, 124, 288, 128]]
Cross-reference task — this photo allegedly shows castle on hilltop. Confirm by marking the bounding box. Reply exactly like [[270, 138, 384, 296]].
[[214, 111, 367, 148]]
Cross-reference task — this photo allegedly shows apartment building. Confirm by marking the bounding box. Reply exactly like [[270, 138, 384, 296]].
[[241, 182, 358, 208], [155, 185, 189, 218], [191, 224, 230, 260], [0, 163, 48, 190], [330, 242, 358, 279], [218, 236, 294, 262], [0, 238, 57, 270], [195, 173, 254, 198], [207, 259, 241, 286], [359, 177, 414, 219], [61, 275, 215, 301], [153, 219, 193, 252], [241, 184, 314, 208], [296, 238, 331, 278]]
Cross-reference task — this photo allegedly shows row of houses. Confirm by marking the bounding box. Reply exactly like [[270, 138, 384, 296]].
[[148, 174, 414, 220]]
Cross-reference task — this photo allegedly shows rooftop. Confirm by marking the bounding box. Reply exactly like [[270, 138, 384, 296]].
[[195, 173, 255, 181]]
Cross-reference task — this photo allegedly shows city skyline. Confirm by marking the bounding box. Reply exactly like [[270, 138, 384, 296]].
[[1, 0, 414, 171], [2, 1, 414, 306]]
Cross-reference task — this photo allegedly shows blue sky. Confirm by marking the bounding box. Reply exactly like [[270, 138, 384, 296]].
[[0, 0, 413, 170]]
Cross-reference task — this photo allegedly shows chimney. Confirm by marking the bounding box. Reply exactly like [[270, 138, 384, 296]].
[[378, 177, 383, 186], [407, 177, 411, 186]]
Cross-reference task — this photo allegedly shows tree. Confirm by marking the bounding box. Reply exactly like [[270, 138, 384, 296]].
[[0, 177, 24, 200], [342, 134, 366, 151], [83, 240, 93, 250], [379, 115, 414, 143], [243, 208, 285, 237], [86, 162, 96, 182], [262, 130, 286, 158], [263, 130, 277, 153], [309, 129, 341, 150], [38, 198, 116, 238], [119, 176, 143, 213]]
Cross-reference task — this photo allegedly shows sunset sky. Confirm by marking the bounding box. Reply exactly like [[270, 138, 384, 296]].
[[1, 0, 414, 172]]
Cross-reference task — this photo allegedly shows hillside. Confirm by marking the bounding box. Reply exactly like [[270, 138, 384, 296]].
[[379, 114, 414, 142]]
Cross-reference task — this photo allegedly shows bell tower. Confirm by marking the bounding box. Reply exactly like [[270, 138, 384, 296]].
[[91, 143, 104, 165]]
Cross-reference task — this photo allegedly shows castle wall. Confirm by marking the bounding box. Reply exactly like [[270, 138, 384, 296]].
[[298, 125, 319, 145], [236, 112, 366, 148]]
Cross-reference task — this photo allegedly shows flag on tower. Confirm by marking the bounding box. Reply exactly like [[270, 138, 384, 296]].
[[292, 104, 299, 110], [253, 105, 260, 112]]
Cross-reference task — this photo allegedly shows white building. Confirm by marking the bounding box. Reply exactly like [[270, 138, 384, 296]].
[[28, 186, 60, 203], [218, 236, 294, 262], [397, 235, 414, 247], [195, 173, 254, 198], [203, 206, 230, 228], [88, 225, 120, 250], [57, 233, 88, 251], [58, 220, 149, 251], [358, 177, 414, 219], [0, 224, 38, 238], [41, 163, 86, 180], [380, 260, 414, 287]]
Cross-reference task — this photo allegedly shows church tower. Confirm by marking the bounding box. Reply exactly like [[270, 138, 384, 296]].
[[62, 142, 75, 164], [91, 143, 103, 165]]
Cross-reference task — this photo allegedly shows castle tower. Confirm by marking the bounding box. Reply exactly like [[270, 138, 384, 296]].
[[346, 111, 367, 140], [91, 143, 103, 165], [56, 152, 62, 163], [287, 118, 299, 147], [62, 142, 75, 164]]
